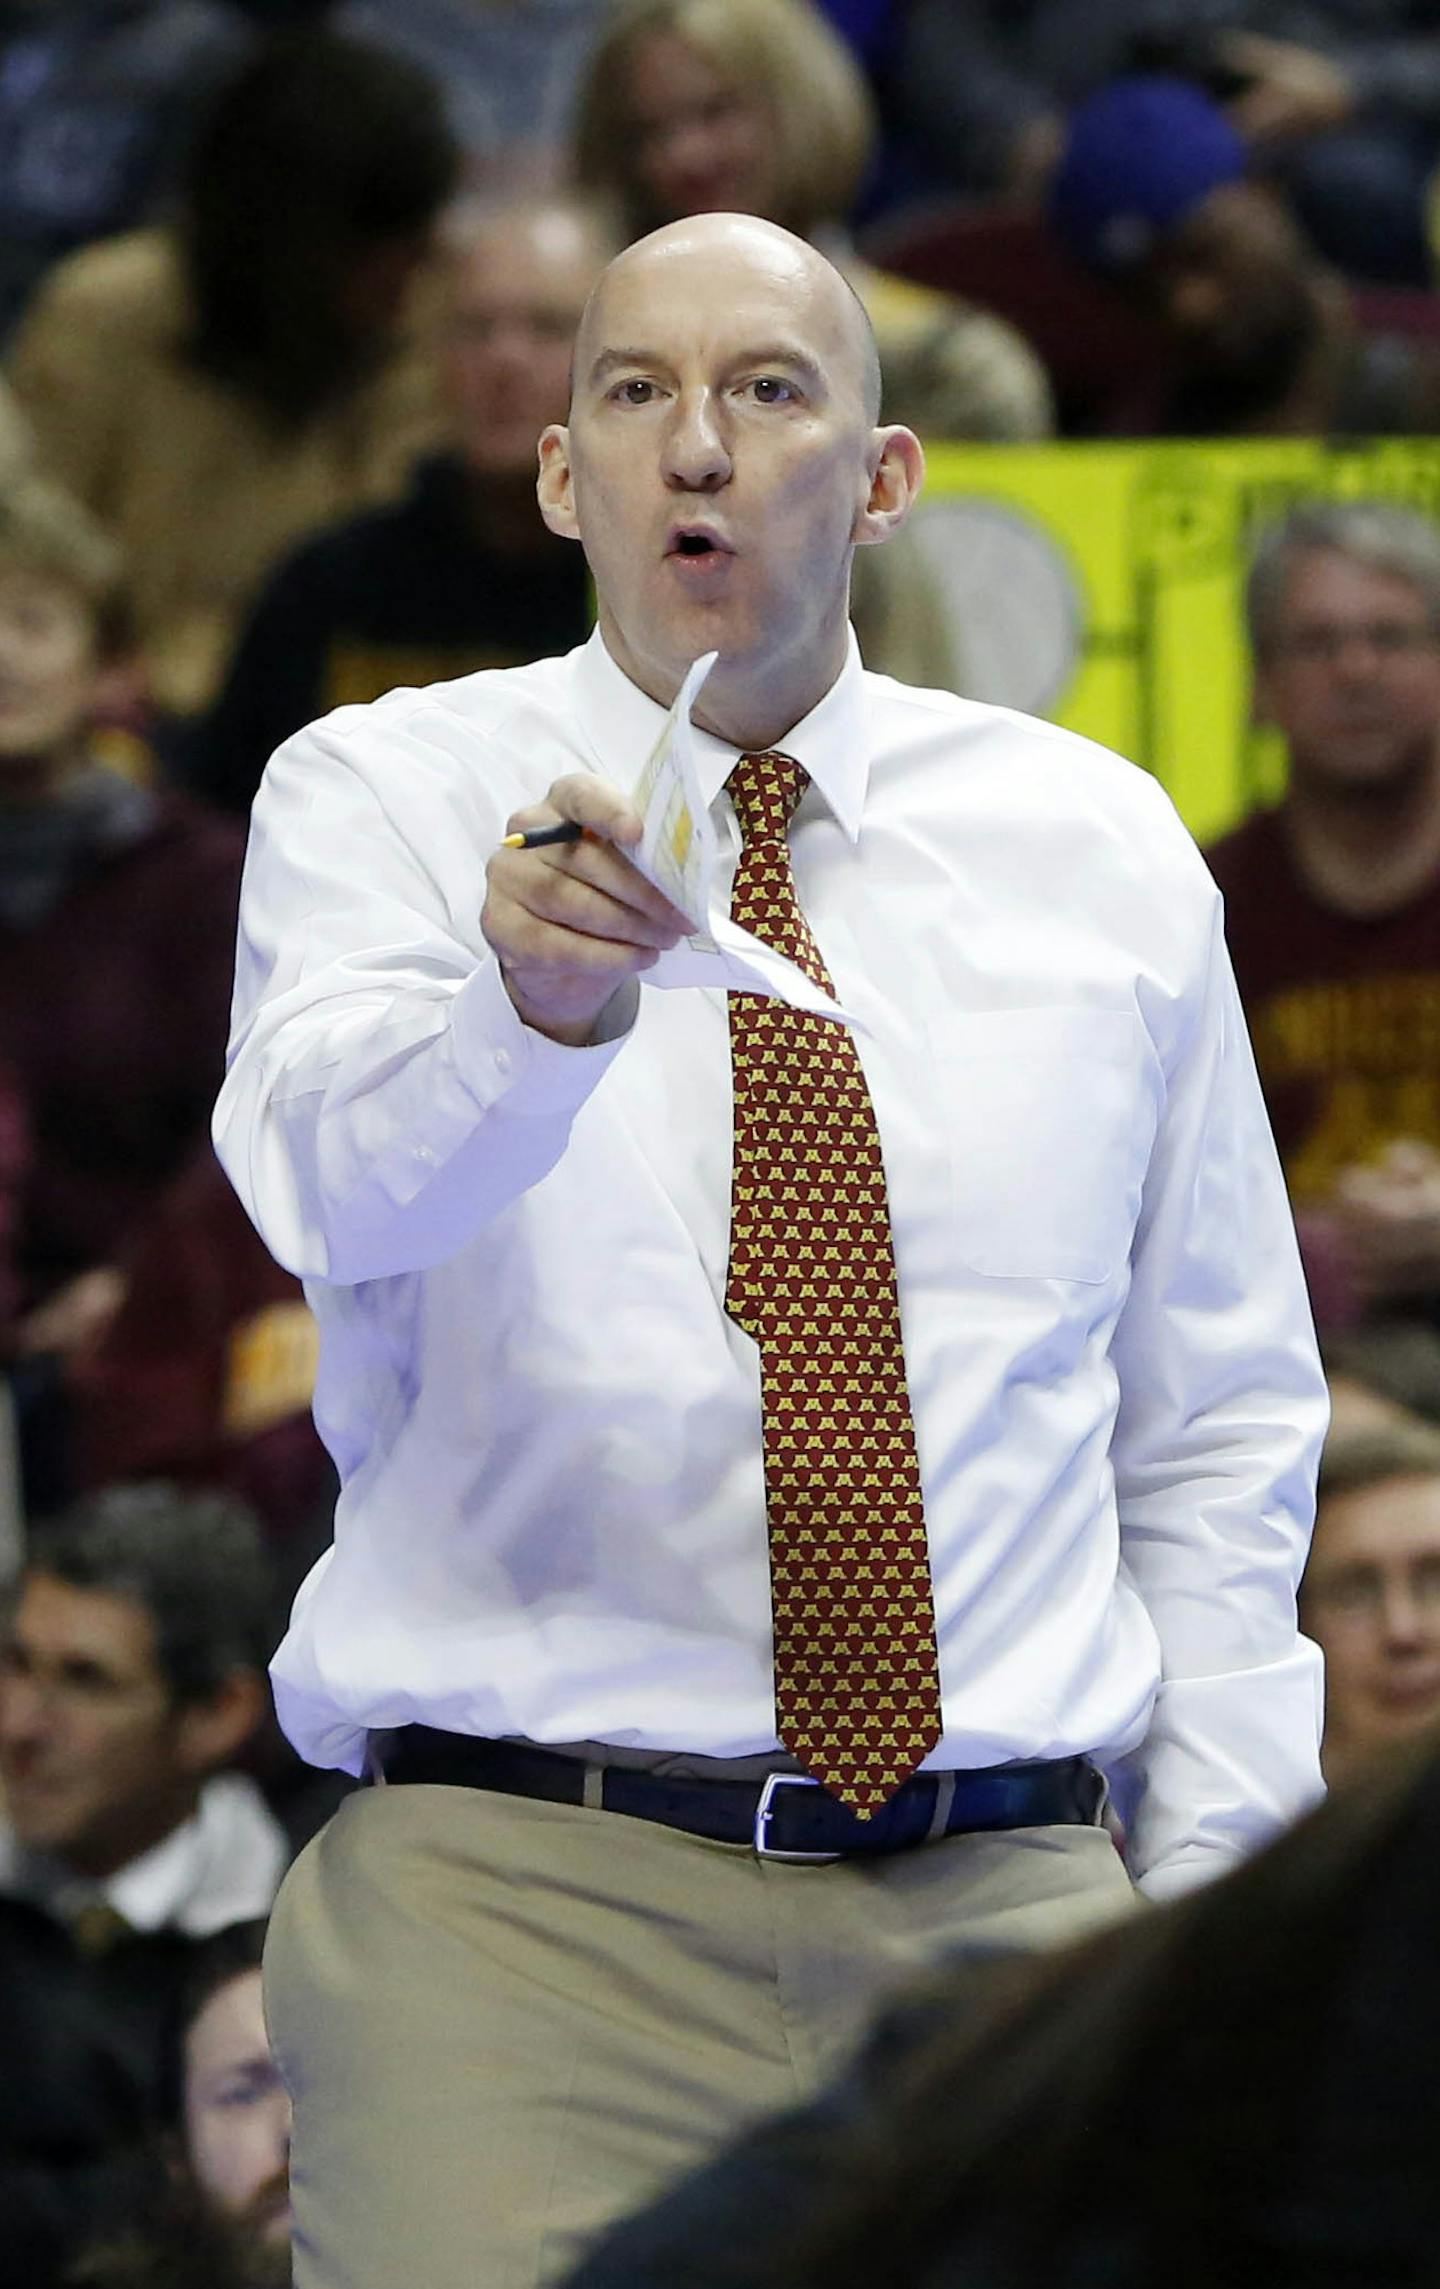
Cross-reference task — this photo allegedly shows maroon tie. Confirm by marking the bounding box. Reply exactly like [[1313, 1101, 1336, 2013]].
[[724, 749, 943, 1816]]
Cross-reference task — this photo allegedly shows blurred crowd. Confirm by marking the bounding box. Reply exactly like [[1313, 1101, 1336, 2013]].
[[5, 1, 1440, 2283]]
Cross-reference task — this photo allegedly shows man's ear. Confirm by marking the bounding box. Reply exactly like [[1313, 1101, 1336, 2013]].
[[537, 424, 581, 541], [174, 1667, 268, 1779], [853, 426, 925, 548]]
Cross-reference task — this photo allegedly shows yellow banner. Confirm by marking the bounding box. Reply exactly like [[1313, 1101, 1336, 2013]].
[[913, 439, 1440, 845]]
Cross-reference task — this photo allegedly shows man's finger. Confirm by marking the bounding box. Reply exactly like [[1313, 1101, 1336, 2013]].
[[498, 862, 687, 950], [504, 774, 644, 849], [492, 823, 692, 936]]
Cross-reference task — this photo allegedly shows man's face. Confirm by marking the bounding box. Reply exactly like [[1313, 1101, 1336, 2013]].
[[440, 212, 604, 482], [184, 1969, 292, 2251], [1149, 182, 1314, 378], [0, 566, 102, 773], [1255, 549, 1440, 792], [1303, 1472, 1440, 1778], [540, 224, 894, 737], [0, 1571, 197, 1876]]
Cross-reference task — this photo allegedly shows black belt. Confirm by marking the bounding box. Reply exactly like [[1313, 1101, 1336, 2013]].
[[374, 1728, 1105, 1860]]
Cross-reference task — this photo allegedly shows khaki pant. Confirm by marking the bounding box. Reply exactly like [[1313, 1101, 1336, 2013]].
[[264, 1776, 1135, 2289]]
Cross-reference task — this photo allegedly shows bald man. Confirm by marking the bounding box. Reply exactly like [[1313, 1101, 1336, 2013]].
[[216, 215, 1327, 2288]]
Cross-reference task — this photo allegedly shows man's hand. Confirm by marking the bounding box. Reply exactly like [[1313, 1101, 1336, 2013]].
[[481, 775, 691, 1047], [1223, 33, 1354, 144], [1332, 1139, 1440, 1303]]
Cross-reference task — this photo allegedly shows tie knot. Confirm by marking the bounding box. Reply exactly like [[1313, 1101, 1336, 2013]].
[[728, 750, 806, 845]]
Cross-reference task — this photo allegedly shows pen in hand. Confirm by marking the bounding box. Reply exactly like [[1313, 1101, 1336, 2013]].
[[500, 822, 586, 851]]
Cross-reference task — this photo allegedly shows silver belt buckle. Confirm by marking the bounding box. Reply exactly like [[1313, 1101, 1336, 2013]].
[[753, 1771, 842, 1862]]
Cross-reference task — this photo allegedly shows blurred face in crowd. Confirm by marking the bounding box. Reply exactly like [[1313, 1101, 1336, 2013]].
[[440, 207, 608, 482], [1303, 1472, 1440, 1781], [1254, 548, 1440, 793], [538, 215, 919, 748], [1147, 182, 1316, 381], [0, 1571, 236, 1877], [184, 1968, 292, 2255], [0, 565, 103, 782], [622, 29, 779, 225]]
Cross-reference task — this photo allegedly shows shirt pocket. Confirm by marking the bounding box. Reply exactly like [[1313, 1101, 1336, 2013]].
[[927, 1006, 1158, 1284]]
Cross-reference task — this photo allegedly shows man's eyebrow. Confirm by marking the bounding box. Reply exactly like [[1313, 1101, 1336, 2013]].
[[735, 344, 827, 388], [585, 346, 673, 389]]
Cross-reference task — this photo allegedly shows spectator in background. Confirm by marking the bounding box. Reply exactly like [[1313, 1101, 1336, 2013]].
[[72, 1919, 292, 2289], [1048, 75, 1440, 435], [0, 477, 243, 1508], [6, 29, 459, 724], [0, 0, 255, 348], [1206, 502, 1440, 1336], [1303, 1418, 1440, 1784], [0, 1488, 284, 2281], [0, 1485, 284, 1940], [1196, 8, 1440, 290], [888, 5, 1440, 287], [188, 195, 609, 818], [571, 0, 1055, 447]]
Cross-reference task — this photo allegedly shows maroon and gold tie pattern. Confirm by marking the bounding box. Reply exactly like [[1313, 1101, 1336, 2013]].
[[724, 749, 942, 1816]]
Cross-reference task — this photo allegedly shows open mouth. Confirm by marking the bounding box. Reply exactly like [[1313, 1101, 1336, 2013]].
[[668, 525, 731, 561]]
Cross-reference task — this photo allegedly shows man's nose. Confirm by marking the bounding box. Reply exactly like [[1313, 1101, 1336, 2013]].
[[662, 389, 732, 492]]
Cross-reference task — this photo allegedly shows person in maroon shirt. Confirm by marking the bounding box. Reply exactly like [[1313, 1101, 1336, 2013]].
[[0, 475, 243, 1503], [1206, 499, 1440, 1334]]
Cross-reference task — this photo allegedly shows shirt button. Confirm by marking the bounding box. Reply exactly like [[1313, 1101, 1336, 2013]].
[[494, 1048, 513, 1076], [415, 1144, 438, 1167]]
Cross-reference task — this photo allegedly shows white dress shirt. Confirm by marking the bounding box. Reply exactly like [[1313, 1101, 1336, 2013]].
[[215, 628, 1327, 1900]]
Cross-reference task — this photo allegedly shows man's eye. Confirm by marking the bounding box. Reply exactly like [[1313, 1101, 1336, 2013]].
[[614, 378, 657, 405], [749, 377, 796, 404]]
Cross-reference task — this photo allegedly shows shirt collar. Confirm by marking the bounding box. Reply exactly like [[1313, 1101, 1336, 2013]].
[[0, 1775, 280, 1938], [570, 626, 871, 843], [0, 1801, 203, 1932]]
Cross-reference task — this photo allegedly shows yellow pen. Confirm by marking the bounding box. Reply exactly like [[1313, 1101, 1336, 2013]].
[[499, 822, 585, 851]]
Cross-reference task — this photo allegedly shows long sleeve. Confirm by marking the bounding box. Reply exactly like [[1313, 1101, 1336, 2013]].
[[213, 708, 630, 1287], [1109, 886, 1327, 1899]]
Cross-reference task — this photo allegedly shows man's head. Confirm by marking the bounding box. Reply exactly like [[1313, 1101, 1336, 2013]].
[[0, 478, 133, 794], [1303, 1418, 1440, 1782], [537, 213, 921, 749], [0, 1485, 274, 1879], [70, 1921, 290, 2289], [182, 31, 459, 421], [1247, 501, 1440, 795], [1049, 78, 1320, 408], [179, 1923, 290, 2264], [437, 201, 613, 484]]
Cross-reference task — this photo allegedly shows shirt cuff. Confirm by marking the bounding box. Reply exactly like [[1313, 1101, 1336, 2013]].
[[449, 952, 635, 1120]]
